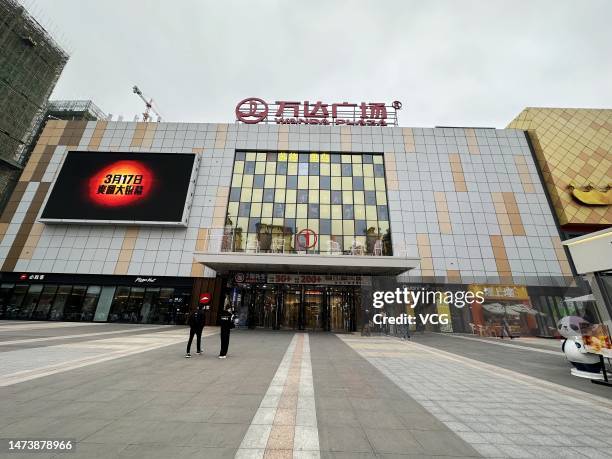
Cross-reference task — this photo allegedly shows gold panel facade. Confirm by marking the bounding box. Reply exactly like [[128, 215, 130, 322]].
[[508, 108, 612, 226]]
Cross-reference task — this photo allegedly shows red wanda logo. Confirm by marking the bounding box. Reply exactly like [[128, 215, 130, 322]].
[[296, 228, 318, 249], [89, 160, 154, 207], [235, 97, 268, 124]]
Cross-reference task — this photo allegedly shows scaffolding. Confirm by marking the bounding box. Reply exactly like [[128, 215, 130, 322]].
[[0, 0, 69, 166], [0, 0, 68, 213], [47, 100, 107, 121]]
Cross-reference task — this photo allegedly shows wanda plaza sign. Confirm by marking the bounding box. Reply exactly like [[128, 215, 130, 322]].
[[235, 97, 401, 126]]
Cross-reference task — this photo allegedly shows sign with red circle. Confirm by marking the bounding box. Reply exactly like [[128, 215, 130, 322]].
[[296, 228, 318, 249], [235, 97, 269, 124], [199, 293, 211, 305]]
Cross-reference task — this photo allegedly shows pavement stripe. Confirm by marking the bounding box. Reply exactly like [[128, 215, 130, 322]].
[[0, 328, 219, 387], [437, 333, 563, 355], [0, 321, 106, 331], [236, 333, 320, 459], [295, 334, 320, 457], [0, 325, 167, 346], [236, 335, 297, 458]]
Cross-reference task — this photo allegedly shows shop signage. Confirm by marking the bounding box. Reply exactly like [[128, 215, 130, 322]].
[[296, 228, 318, 249], [233, 272, 368, 286], [235, 98, 401, 126], [134, 277, 157, 283], [266, 274, 367, 286], [469, 284, 529, 301], [234, 273, 267, 284], [19, 273, 45, 281]]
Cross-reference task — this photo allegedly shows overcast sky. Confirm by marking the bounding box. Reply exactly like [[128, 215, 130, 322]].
[[30, 0, 612, 127]]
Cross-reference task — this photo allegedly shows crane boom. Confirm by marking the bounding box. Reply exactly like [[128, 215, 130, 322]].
[[132, 85, 162, 122]]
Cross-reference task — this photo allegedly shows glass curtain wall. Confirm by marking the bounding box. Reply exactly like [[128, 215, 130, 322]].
[[0, 283, 101, 321], [0, 283, 191, 324], [227, 152, 392, 255]]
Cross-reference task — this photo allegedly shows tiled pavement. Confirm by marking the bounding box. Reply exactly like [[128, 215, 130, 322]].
[[311, 334, 480, 459], [0, 328, 292, 458], [1, 323, 611, 458], [339, 335, 612, 458], [0, 327, 217, 386]]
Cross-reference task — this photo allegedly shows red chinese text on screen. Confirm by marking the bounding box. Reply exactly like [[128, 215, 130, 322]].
[[88, 160, 154, 207]]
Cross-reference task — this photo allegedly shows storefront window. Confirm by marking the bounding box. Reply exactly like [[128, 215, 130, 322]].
[[16, 284, 43, 319], [5, 284, 28, 319], [48, 285, 72, 320], [31, 285, 58, 320], [0, 281, 191, 325], [227, 151, 392, 255], [158, 288, 175, 324], [62, 286, 87, 321], [81, 286, 101, 321], [140, 288, 160, 323], [106, 286, 189, 324], [123, 287, 144, 323], [0, 283, 15, 319], [108, 287, 131, 322]]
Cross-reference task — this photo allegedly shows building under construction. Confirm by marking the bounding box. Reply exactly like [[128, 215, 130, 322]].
[[0, 0, 68, 211], [46, 100, 106, 122]]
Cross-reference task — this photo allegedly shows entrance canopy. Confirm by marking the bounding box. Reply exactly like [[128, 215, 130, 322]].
[[193, 252, 418, 276]]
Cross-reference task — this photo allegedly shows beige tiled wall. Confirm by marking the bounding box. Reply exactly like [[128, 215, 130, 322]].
[[0, 121, 569, 285]]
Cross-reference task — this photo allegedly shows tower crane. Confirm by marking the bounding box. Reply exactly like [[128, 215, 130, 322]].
[[132, 85, 162, 122]]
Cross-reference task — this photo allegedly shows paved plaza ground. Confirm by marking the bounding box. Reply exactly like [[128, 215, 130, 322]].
[[1, 321, 612, 458]]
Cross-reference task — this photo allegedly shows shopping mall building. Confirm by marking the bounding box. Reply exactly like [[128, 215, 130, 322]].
[[0, 99, 604, 336]]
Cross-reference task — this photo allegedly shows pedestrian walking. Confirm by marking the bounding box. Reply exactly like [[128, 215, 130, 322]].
[[218, 298, 234, 359], [500, 316, 513, 339], [185, 304, 205, 358]]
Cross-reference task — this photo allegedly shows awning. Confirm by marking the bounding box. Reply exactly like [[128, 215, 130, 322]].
[[193, 252, 419, 276]]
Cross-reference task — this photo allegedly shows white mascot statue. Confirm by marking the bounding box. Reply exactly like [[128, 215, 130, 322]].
[[558, 316, 603, 380]]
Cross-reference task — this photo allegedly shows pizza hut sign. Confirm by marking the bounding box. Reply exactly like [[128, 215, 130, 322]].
[[236, 98, 401, 127]]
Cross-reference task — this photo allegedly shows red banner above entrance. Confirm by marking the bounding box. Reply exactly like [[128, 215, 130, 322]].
[[233, 272, 370, 286]]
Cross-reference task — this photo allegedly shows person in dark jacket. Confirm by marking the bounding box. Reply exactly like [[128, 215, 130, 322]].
[[185, 304, 206, 358], [218, 300, 234, 359]]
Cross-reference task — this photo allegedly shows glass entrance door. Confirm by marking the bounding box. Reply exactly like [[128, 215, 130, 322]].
[[280, 289, 300, 330], [328, 289, 349, 332], [303, 289, 324, 331], [231, 280, 358, 331]]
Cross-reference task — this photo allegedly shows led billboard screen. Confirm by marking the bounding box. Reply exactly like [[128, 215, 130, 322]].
[[40, 151, 197, 225]]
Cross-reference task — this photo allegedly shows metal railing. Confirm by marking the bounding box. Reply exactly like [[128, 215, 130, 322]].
[[201, 227, 394, 257]]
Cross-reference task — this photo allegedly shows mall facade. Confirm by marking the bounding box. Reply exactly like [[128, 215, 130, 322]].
[[0, 101, 597, 336]]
